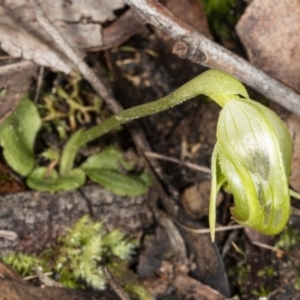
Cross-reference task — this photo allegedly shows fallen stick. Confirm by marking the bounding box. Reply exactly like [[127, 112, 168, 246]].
[[124, 0, 300, 116]]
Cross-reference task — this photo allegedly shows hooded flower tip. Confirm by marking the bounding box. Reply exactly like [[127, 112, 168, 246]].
[[211, 96, 292, 237]]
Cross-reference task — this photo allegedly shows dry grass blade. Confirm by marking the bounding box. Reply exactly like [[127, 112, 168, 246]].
[[144, 151, 211, 174], [103, 267, 131, 300]]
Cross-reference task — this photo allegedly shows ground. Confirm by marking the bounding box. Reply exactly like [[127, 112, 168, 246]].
[[0, 1, 300, 300]]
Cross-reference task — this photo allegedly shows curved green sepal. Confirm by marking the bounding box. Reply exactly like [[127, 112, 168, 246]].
[[209, 144, 226, 242]]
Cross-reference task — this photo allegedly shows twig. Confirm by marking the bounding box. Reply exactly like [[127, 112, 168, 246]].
[[103, 267, 131, 300], [124, 0, 300, 116], [34, 66, 44, 103], [173, 221, 244, 234], [252, 241, 300, 261], [24, 271, 53, 281], [251, 241, 285, 256], [30, 0, 122, 114], [0, 230, 18, 241], [0, 61, 35, 76], [144, 151, 211, 174]]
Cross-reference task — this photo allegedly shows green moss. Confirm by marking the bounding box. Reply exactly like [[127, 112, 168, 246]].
[[2, 253, 39, 277], [200, 0, 237, 39], [2, 216, 150, 299], [276, 226, 300, 251]]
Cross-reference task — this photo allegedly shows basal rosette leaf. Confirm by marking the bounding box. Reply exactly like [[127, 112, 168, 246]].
[[80, 146, 134, 171], [0, 96, 42, 176], [81, 148, 151, 196], [27, 167, 86, 192], [83, 169, 150, 197]]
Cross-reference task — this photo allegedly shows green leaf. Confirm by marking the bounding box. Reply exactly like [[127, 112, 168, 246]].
[[80, 146, 133, 171], [84, 169, 150, 196], [2, 253, 39, 277], [0, 88, 7, 98], [41, 148, 60, 162], [0, 96, 42, 176], [27, 167, 86, 192], [81, 147, 151, 196]]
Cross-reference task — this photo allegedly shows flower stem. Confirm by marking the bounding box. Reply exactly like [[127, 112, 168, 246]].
[[59, 69, 248, 175]]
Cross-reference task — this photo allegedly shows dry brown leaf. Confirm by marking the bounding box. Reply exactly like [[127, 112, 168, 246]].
[[236, 0, 300, 93], [0, 61, 38, 124], [163, 0, 212, 38], [173, 272, 227, 300], [0, 0, 126, 72], [0, 24, 72, 73], [287, 115, 300, 193]]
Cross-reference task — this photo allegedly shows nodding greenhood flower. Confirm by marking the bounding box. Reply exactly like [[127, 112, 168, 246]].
[[209, 95, 293, 241]]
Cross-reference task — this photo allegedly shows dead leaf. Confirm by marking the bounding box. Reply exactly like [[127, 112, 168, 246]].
[[179, 228, 230, 297], [244, 227, 274, 245], [0, 24, 72, 73], [172, 272, 227, 300], [0, 0, 127, 72], [287, 115, 300, 192], [137, 227, 172, 278], [236, 0, 300, 93], [92, 0, 212, 51], [0, 61, 38, 124], [163, 0, 212, 38], [91, 8, 145, 51]]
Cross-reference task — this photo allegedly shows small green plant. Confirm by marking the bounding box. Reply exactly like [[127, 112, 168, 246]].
[[253, 266, 277, 297], [2, 216, 151, 299], [276, 226, 300, 251], [3, 253, 39, 277], [0, 79, 151, 196], [200, 0, 237, 39], [228, 242, 250, 296], [1, 69, 299, 239]]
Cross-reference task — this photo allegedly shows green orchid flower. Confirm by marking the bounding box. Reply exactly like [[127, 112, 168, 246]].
[[209, 96, 293, 241]]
